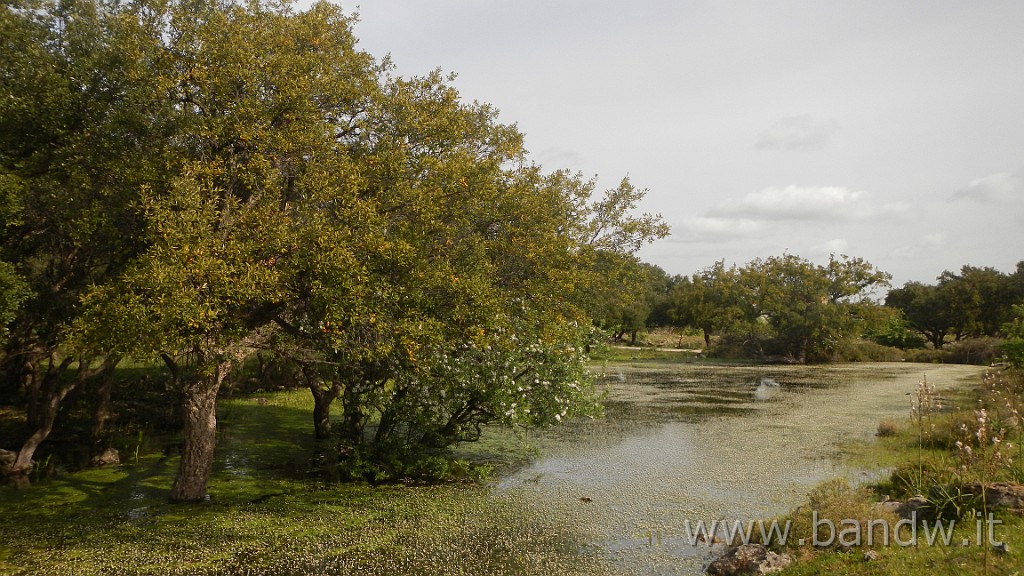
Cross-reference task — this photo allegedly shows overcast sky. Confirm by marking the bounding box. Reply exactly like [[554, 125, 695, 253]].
[[316, 0, 1023, 286]]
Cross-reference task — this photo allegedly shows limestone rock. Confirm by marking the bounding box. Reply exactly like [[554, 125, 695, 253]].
[[706, 544, 792, 575], [966, 482, 1024, 509], [91, 447, 121, 467]]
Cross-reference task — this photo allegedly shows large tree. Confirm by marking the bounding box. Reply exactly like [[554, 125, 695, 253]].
[[741, 254, 890, 363], [887, 263, 1023, 349], [0, 0, 175, 473], [9, 0, 667, 500], [670, 255, 890, 362], [57, 0, 384, 500]]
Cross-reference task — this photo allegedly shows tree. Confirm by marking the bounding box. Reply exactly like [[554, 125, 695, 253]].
[[6, 0, 668, 497], [669, 255, 889, 362], [937, 266, 1016, 339], [596, 262, 673, 343], [764, 254, 890, 362], [1003, 304, 1024, 369], [669, 261, 746, 351], [67, 0, 384, 501], [0, 0, 172, 473], [885, 282, 953, 349], [887, 264, 1023, 349]]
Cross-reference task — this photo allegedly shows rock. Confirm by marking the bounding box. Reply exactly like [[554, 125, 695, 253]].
[[897, 496, 931, 520], [874, 496, 930, 521], [874, 500, 902, 515], [706, 544, 792, 575], [863, 549, 880, 562], [0, 448, 16, 471], [965, 482, 1024, 509], [90, 447, 121, 467]]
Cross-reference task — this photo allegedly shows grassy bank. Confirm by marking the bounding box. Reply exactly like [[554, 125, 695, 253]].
[[773, 369, 1024, 575]]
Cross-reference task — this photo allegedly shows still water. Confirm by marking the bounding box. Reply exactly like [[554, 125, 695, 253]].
[[492, 362, 984, 575]]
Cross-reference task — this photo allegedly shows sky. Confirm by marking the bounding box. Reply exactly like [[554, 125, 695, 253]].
[[308, 0, 1023, 287]]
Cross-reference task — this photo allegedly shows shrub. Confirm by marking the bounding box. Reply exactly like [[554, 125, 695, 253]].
[[835, 340, 905, 362], [944, 337, 1005, 365], [876, 419, 898, 437], [784, 478, 898, 550], [903, 347, 947, 363]]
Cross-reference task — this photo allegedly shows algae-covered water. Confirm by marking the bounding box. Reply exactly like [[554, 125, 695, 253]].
[[0, 362, 989, 576], [490, 362, 984, 575]]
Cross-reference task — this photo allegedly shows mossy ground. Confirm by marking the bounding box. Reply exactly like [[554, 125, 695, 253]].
[[0, 389, 607, 576]]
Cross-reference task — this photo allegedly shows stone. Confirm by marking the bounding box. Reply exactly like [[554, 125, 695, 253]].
[[897, 496, 931, 520], [706, 544, 792, 575], [91, 447, 121, 467], [0, 448, 16, 471], [966, 482, 1024, 509]]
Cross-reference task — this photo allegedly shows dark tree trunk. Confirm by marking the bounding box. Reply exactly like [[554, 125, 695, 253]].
[[11, 381, 72, 473], [312, 390, 333, 439], [300, 365, 342, 440], [169, 360, 231, 503], [11, 356, 117, 474], [90, 362, 119, 444], [338, 383, 369, 444]]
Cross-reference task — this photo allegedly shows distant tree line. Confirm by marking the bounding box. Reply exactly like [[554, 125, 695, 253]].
[[884, 264, 1024, 348], [602, 257, 1024, 364]]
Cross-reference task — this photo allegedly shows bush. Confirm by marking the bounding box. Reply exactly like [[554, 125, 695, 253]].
[[903, 347, 947, 363], [784, 478, 898, 550], [835, 340, 905, 362], [944, 337, 1005, 365], [875, 419, 898, 437]]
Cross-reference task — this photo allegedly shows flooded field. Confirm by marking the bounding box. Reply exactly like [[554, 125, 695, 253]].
[[490, 362, 985, 575], [0, 361, 990, 576]]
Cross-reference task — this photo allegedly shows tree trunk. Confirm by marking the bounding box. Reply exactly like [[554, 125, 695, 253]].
[[10, 356, 115, 475], [300, 366, 342, 440], [11, 383, 71, 474], [310, 384, 341, 440], [90, 362, 119, 444], [169, 360, 230, 503]]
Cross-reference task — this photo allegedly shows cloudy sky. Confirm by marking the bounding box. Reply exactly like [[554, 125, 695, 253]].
[[322, 0, 1023, 286]]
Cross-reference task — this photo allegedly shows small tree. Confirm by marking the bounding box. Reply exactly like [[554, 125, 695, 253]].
[[1003, 304, 1024, 369]]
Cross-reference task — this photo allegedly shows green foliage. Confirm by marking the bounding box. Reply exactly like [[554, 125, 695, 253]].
[[888, 263, 1024, 350], [1002, 304, 1024, 368], [0, 260, 30, 344], [1, 0, 667, 496], [669, 254, 891, 363], [869, 310, 928, 349]]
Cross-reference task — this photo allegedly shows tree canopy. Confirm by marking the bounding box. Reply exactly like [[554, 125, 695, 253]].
[[668, 254, 891, 363], [0, 0, 667, 499]]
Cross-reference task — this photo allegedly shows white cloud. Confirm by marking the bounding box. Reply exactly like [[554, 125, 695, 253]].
[[709, 185, 907, 222], [952, 173, 1020, 204], [672, 216, 766, 243], [755, 114, 840, 151]]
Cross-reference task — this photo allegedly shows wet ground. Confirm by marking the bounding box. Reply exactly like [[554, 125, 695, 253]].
[[492, 362, 985, 575]]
